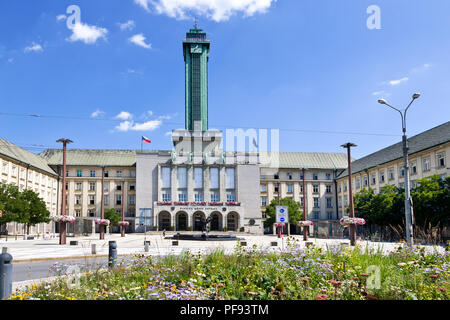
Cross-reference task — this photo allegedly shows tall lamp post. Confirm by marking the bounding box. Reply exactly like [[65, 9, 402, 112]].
[[341, 143, 357, 246], [378, 93, 420, 246], [57, 138, 73, 245], [121, 180, 125, 237], [100, 166, 105, 240]]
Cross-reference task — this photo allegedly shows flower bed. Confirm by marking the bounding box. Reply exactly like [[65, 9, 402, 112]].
[[298, 221, 314, 227], [209, 202, 224, 206], [157, 201, 173, 206], [340, 217, 366, 226], [51, 215, 76, 223], [11, 243, 449, 301], [94, 219, 110, 226], [226, 202, 241, 206], [173, 202, 190, 206], [191, 202, 207, 206]]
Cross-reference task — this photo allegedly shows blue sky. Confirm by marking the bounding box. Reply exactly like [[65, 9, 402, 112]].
[[0, 0, 449, 159]]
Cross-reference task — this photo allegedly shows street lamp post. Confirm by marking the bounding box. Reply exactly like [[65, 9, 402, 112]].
[[302, 168, 308, 241], [56, 138, 73, 245], [378, 93, 420, 246], [341, 143, 357, 246], [100, 166, 105, 240], [121, 180, 125, 237]]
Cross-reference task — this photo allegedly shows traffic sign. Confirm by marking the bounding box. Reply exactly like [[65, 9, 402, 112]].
[[276, 206, 289, 224]]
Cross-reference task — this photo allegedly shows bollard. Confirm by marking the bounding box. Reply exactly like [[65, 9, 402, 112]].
[[0, 253, 13, 300], [91, 244, 97, 255], [108, 241, 117, 268], [144, 241, 150, 252]]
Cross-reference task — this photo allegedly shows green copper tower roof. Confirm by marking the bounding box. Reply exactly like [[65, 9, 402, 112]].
[[183, 25, 210, 131]]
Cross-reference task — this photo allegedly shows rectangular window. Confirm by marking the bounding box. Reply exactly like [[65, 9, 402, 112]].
[[130, 171, 136, 178], [313, 185, 319, 193], [313, 212, 319, 220], [116, 195, 122, 205], [410, 162, 417, 175], [162, 167, 171, 189], [326, 185, 332, 193], [227, 193, 236, 202], [327, 212, 333, 220], [104, 170, 109, 178], [423, 158, 431, 171], [312, 173, 318, 180], [88, 209, 94, 218], [195, 193, 203, 202], [326, 198, 333, 208], [194, 168, 203, 189], [325, 173, 331, 180], [177, 167, 187, 189], [76, 183, 82, 191], [388, 168, 395, 180], [344, 183, 348, 191], [399, 167, 405, 177], [89, 182, 95, 191], [261, 184, 267, 192], [287, 172, 293, 180], [371, 174, 376, 185], [2, 162, 8, 174], [116, 184, 122, 191], [76, 210, 81, 218], [104, 182, 109, 191], [90, 170, 96, 177], [129, 195, 135, 205], [211, 168, 220, 189], [380, 171, 385, 183], [287, 184, 293, 193], [363, 177, 368, 187], [11, 166, 17, 176], [104, 195, 109, 205], [314, 197, 320, 208], [211, 192, 219, 202], [356, 179, 361, 188], [66, 170, 69, 177], [178, 193, 187, 202], [65, 182, 68, 190], [437, 153, 446, 168], [261, 196, 267, 206], [76, 170, 82, 177], [116, 171, 122, 177], [89, 195, 95, 205], [129, 183, 135, 191], [162, 194, 171, 201], [75, 195, 82, 205], [300, 185, 304, 193], [225, 168, 235, 189]]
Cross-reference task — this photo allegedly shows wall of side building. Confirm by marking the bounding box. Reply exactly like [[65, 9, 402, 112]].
[[336, 142, 449, 216], [1, 155, 58, 235]]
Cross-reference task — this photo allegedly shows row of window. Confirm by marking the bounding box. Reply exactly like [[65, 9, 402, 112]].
[[162, 192, 236, 202], [66, 182, 136, 192], [74, 208, 131, 218], [261, 196, 333, 208], [261, 184, 333, 194], [2, 163, 55, 185], [68, 169, 135, 178], [161, 167, 235, 190], [267, 172, 333, 181], [339, 153, 447, 192], [71, 194, 136, 206]]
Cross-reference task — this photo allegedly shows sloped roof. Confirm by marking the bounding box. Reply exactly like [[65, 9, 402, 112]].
[[264, 152, 350, 169], [39, 149, 137, 167], [0, 138, 58, 176], [338, 121, 450, 178]]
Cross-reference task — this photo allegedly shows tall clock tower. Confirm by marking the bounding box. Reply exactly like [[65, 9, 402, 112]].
[[183, 24, 210, 131]]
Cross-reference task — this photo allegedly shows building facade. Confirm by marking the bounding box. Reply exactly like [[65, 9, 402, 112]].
[[336, 121, 450, 216], [0, 138, 58, 235]]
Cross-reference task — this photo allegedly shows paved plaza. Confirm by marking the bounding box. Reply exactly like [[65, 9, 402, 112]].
[[1, 232, 446, 262]]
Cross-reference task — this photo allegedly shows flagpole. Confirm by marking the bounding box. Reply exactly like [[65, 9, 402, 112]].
[[141, 139, 143, 152]]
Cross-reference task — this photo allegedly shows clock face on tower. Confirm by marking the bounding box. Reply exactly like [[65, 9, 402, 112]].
[[190, 44, 202, 53]]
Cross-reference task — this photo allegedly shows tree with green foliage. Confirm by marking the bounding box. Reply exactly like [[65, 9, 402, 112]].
[[20, 189, 50, 234], [263, 197, 303, 228], [412, 175, 450, 229], [0, 183, 26, 233], [104, 208, 121, 229]]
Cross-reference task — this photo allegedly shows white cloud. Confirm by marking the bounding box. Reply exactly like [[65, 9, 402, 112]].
[[118, 20, 136, 31], [56, 14, 67, 21], [115, 119, 162, 132], [136, 0, 277, 22], [115, 111, 133, 120], [165, 131, 173, 136], [24, 43, 43, 53], [7, 58, 14, 63], [67, 22, 108, 44], [91, 109, 105, 118], [389, 77, 409, 86], [129, 34, 152, 49]]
